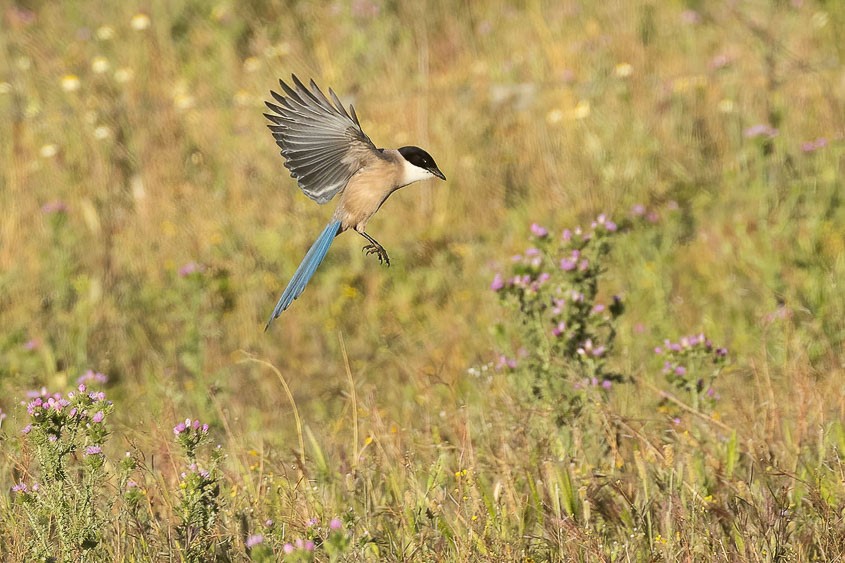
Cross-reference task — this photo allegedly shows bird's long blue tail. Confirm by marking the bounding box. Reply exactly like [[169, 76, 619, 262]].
[[265, 219, 341, 330]]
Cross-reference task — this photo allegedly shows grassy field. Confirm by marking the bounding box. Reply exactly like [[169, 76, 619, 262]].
[[2, 0, 845, 560]]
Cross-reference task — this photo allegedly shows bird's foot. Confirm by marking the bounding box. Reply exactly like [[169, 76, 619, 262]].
[[362, 244, 390, 266]]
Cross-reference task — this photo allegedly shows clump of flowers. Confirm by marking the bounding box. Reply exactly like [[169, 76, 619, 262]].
[[655, 333, 728, 413], [174, 417, 210, 459], [15, 379, 114, 560], [282, 537, 316, 562], [21, 383, 112, 481], [245, 531, 277, 563], [491, 216, 625, 421], [173, 417, 222, 561], [278, 516, 350, 562]]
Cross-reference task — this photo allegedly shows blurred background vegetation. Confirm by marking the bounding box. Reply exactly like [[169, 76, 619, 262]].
[[2, 0, 845, 560]]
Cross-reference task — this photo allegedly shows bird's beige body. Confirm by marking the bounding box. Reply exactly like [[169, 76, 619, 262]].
[[333, 149, 403, 233]]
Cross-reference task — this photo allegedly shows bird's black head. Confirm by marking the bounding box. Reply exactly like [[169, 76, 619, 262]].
[[398, 146, 446, 181]]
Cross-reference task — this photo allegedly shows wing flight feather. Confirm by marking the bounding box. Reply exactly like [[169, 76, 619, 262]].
[[264, 75, 382, 204]]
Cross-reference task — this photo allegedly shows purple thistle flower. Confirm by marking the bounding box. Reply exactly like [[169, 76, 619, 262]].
[[744, 124, 778, 139], [490, 273, 504, 292], [179, 261, 204, 277], [530, 223, 548, 238], [329, 517, 343, 530], [283, 543, 295, 554], [246, 534, 264, 548], [41, 200, 68, 214], [801, 138, 828, 153], [715, 347, 728, 357], [92, 411, 104, 423], [26, 399, 41, 415], [26, 387, 47, 399], [561, 228, 572, 241], [173, 422, 186, 435], [551, 322, 566, 337], [601, 380, 612, 390], [674, 366, 687, 376], [560, 258, 576, 271], [22, 424, 32, 435], [631, 204, 646, 217], [496, 355, 517, 370], [304, 540, 315, 552], [23, 338, 40, 351], [12, 482, 28, 493], [85, 445, 103, 456], [48, 434, 58, 442]]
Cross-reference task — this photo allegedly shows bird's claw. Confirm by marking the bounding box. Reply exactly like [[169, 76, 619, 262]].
[[362, 244, 390, 266]]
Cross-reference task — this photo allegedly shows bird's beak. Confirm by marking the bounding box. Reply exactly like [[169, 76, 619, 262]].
[[431, 168, 446, 181]]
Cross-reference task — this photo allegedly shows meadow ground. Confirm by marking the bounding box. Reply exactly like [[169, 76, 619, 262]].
[[2, 1, 845, 561]]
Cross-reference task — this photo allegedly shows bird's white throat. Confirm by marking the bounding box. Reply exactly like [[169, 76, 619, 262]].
[[400, 158, 434, 186]]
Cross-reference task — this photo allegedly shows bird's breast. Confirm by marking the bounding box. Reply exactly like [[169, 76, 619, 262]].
[[335, 161, 402, 232]]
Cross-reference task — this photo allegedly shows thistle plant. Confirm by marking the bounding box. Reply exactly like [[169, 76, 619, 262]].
[[173, 418, 223, 562], [492, 216, 625, 422], [654, 334, 728, 414], [15, 381, 114, 561], [281, 537, 316, 562], [277, 516, 350, 562], [323, 517, 352, 561]]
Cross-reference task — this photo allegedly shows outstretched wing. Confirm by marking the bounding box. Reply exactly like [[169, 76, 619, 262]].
[[264, 75, 382, 204]]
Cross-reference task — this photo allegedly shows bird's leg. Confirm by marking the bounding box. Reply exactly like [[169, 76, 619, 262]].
[[357, 231, 390, 266]]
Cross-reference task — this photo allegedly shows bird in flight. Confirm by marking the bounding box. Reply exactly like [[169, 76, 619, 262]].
[[263, 75, 446, 329]]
